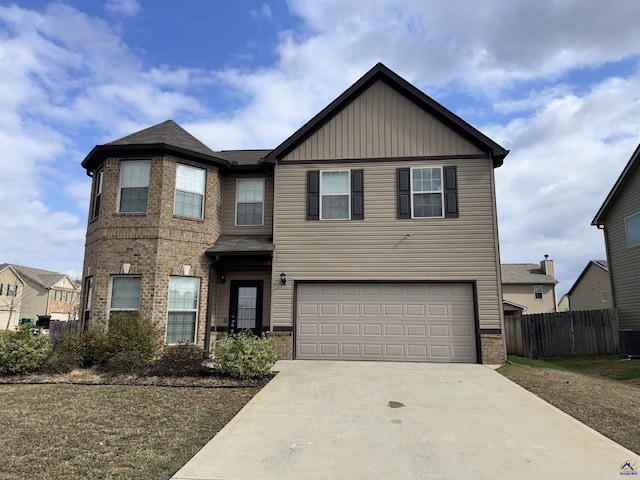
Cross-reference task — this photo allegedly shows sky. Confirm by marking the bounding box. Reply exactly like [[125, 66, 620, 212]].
[[1, 0, 640, 297]]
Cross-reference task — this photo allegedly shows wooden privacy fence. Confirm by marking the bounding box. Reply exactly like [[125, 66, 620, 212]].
[[504, 309, 619, 358], [49, 320, 81, 344]]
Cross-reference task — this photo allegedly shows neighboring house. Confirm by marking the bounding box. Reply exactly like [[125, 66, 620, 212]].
[[0, 264, 81, 323], [79, 63, 509, 364], [562, 260, 612, 311], [592, 144, 640, 354], [501, 257, 558, 314], [0, 264, 26, 329], [557, 294, 570, 312]]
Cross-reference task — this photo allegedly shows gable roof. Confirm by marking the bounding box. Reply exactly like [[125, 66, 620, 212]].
[[81, 120, 230, 172], [4, 264, 73, 290], [566, 260, 609, 296], [501, 264, 558, 284], [265, 63, 509, 167], [592, 143, 640, 225], [0, 264, 26, 285]]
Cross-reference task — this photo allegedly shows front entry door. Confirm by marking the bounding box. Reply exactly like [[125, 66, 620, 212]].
[[229, 280, 263, 335]]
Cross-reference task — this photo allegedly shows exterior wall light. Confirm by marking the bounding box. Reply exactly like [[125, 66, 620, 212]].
[[280, 272, 287, 285], [220, 273, 226, 284]]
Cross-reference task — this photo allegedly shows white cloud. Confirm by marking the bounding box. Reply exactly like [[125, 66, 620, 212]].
[[105, 0, 141, 17], [1, 0, 640, 295]]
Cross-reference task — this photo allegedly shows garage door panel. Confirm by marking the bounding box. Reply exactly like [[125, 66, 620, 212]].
[[296, 282, 477, 363], [341, 304, 360, 315], [428, 304, 448, 316]]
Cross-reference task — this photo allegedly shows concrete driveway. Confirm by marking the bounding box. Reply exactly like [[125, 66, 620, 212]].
[[173, 361, 639, 480]]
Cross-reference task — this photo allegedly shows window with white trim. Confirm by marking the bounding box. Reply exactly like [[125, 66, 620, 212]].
[[321, 170, 350, 219], [236, 178, 264, 226], [7, 284, 16, 297], [175, 164, 205, 218], [166, 276, 199, 344], [602, 291, 609, 303], [534, 285, 543, 300], [66, 291, 73, 302], [411, 167, 443, 218], [93, 170, 103, 218], [54, 290, 62, 301], [110, 276, 141, 312], [119, 161, 150, 213], [626, 212, 640, 247]]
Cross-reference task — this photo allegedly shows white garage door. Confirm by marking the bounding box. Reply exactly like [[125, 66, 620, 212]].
[[296, 283, 477, 362]]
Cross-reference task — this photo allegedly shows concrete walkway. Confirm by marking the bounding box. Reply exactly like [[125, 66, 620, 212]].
[[173, 361, 639, 480]]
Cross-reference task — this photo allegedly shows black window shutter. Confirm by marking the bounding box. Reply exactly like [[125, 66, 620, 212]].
[[0, 283, 3, 295], [443, 166, 459, 218], [397, 168, 411, 219], [307, 170, 320, 221], [351, 169, 364, 220]]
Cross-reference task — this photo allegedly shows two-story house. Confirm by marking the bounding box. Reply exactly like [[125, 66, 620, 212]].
[[593, 143, 640, 354], [501, 257, 558, 315], [0, 263, 80, 328], [80, 63, 509, 364]]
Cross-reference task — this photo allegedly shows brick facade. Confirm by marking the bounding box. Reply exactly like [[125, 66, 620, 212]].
[[480, 334, 507, 364], [82, 154, 221, 345]]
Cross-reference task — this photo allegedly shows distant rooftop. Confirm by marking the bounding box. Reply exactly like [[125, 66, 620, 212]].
[[501, 264, 558, 284]]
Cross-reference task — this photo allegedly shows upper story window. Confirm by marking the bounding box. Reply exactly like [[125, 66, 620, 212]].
[[625, 212, 640, 247], [412, 167, 443, 218], [66, 291, 73, 302], [236, 178, 264, 226], [119, 161, 150, 213], [54, 290, 62, 301], [321, 171, 350, 220], [397, 166, 457, 219], [307, 170, 364, 221], [175, 164, 205, 219], [7, 284, 16, 297], [534, 285, 543, 299], [110, 276, 141, 312], [93, 170, 103, 218]]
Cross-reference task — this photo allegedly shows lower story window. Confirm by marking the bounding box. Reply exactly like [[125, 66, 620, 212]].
[[167, 276, 199, 344], [110, 276, 141, 311]]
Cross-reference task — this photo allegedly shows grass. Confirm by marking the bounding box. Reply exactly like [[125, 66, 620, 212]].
[[0, 381, 265, 480], [499, 355, 640, 454], [506, 354, 640, 383]]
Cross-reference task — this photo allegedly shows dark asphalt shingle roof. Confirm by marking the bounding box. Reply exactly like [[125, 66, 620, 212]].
[[2, 264, 70, 289], [206, 235, 274, 255], [213, 150, 272, 166], [107, 120, 219, 158]]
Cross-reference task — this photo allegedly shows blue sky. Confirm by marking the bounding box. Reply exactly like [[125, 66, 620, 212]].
[[1, 0, 640, 298]]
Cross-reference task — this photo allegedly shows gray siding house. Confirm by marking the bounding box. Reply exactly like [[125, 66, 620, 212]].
[[593, 144, 640, 354], [563, 260, 612, 311], [80, 63, 510, 364]]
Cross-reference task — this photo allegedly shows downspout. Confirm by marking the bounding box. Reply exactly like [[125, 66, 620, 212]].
[[489, 153, 507, 362]]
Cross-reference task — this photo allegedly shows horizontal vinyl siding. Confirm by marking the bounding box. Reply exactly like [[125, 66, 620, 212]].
[[272, 158, 501, 330], [569, 266, 612, 311], [604, 166, 640, 329], [502, 284, 556, 314], [283, 81, 483, 161], [221, 173, 273, 235]]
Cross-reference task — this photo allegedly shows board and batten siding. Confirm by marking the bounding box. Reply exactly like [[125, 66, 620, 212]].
[[271, 157, 502, 331], [283, 80, 484, 161], [603, 165, 640, 329], [221, 173, 274, 235]]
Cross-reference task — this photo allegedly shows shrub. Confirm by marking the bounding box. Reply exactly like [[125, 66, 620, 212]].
[[0, 325, 52, 375], [103, 350, 148, 375], [150, 344, 209, 377], [106, 312, 163, 365], [212, 331, 278, 379], [53, 331, 110, 368]]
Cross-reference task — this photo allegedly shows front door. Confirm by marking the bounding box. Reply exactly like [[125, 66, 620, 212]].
[[229, 280, 263, 335]]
